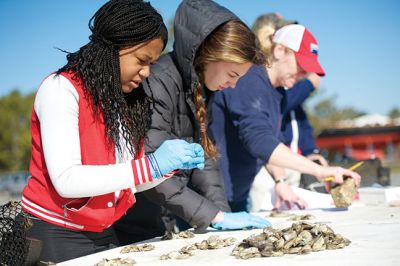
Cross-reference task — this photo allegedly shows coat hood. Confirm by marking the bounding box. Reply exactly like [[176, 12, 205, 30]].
[[172, 0, 239, 91]]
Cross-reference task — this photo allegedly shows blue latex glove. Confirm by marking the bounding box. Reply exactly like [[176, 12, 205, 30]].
[[211, 212, 271, 230], [148, 139, 205, 178]]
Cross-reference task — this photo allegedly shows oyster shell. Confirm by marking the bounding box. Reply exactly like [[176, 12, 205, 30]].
[[161, 230, 195, 240], [331, 178, 358, 208], [159, 250, 193, 260], [288, 214, 316, 221], [160, 235, 236, 260], [266, 210, 293, 218], [195, 235, 237, 250], [94, 258, 136, 266], [120, 243, 154, 253], [267, 211, 316, 222], [232, 247, 261, 259]]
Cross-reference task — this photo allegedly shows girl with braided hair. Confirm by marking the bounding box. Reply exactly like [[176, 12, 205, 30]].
[[21, 0, 204, 263], [114, 0, 271, 245]]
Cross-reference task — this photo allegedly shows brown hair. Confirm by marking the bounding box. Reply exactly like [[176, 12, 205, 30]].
[[193, 20, 265, 159], [255, 24, 276, 66], [252, 14, 295, 66]]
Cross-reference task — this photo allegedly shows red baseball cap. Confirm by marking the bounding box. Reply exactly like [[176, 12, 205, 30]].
[[273, 24, 325, 76]]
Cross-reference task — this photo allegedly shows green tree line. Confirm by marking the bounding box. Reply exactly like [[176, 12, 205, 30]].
[[0, 91, 35, 172], [306, 95, 365, 136], [306, 94, 400, 136]]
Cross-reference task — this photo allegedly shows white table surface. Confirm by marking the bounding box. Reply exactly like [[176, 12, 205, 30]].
[[58, 205, 400, 266]]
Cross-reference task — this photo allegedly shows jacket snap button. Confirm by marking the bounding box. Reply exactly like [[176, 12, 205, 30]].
[[107, 202, 113, 208]]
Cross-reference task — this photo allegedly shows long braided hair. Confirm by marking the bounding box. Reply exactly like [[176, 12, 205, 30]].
[[57, 0, 167, 155], [193, 20, 265, 159]]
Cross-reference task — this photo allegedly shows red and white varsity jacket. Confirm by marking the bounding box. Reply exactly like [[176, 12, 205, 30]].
[[22, 72, 163, 232]]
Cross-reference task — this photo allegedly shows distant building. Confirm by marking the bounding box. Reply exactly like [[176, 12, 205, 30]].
[[316, 114, 400, 161]]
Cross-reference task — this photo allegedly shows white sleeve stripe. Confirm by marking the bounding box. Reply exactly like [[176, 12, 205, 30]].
[[135, 159, 144, 184], [141, 158, 150, 183]]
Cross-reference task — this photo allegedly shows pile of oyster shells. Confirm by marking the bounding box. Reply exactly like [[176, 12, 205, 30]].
[[160, 235, 237, 260], [232, 222, 350, 259]]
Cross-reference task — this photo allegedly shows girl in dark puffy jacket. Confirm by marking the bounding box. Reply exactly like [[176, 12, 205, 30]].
[[114, 0, 271, 245]]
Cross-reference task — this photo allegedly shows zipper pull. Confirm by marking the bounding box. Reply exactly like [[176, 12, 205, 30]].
[[62, 204, 67, 218]]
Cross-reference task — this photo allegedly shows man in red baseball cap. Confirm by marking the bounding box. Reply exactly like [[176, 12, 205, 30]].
[[210, 21, 361, 214], [273, 24, 325, 76]]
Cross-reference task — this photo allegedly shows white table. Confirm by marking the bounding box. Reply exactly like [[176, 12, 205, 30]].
[[59, 205, 400, 266]]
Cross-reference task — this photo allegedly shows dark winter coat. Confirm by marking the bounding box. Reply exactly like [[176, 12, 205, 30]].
[[210, 65, 285, 207]]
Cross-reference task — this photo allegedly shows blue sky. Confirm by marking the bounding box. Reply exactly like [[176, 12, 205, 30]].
[[1, 0, 399, 115]]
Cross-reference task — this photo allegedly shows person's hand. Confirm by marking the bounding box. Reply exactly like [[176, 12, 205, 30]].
[[306, 153, 328, 167], [274, 182, 308, 210], [316, 166, 361, 186], [148, 139, 204, 178], [211, 212, 271, 230]]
